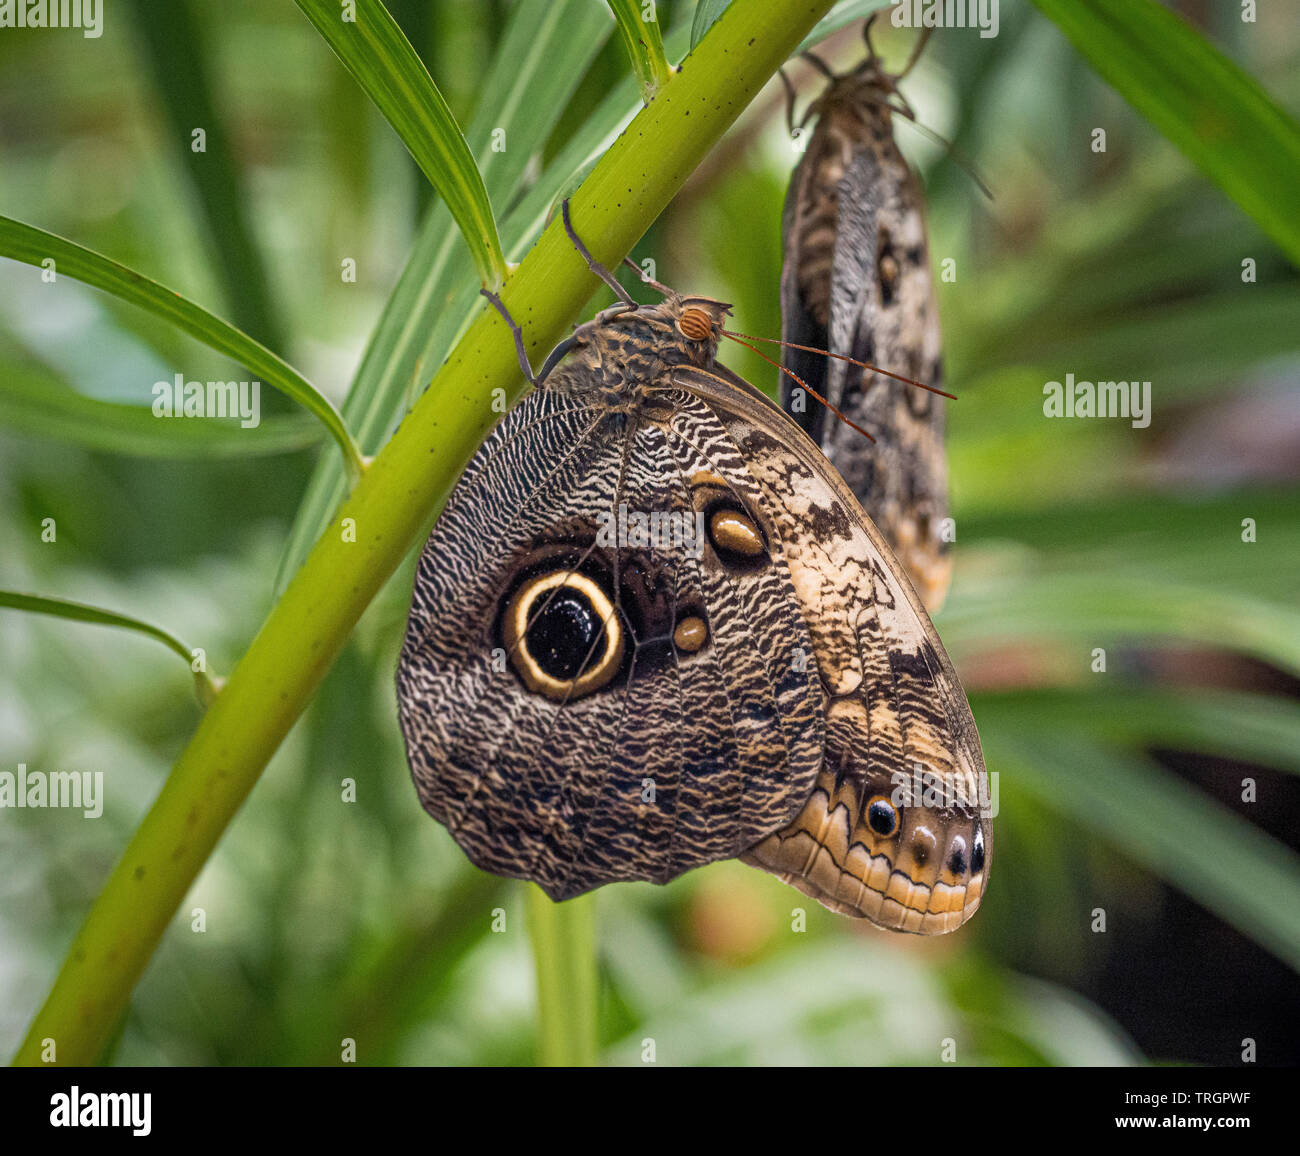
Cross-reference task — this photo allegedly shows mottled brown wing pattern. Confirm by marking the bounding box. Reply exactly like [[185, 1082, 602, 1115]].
[[781, 61, 951, 612], [398, 287, 987, 934], [396, 377, 826, 902], [676, 362, 988, 933]]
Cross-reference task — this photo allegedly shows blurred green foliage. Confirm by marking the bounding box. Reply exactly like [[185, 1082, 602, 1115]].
[[1, 0, 1298, 1066]]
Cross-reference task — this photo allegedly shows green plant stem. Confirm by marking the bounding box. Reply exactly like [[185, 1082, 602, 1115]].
[[526, 887, 598, 1065], [11, 0, 835, 1067]]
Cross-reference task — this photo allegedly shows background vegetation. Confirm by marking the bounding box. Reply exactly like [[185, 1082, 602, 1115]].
[[1, 0, 1297, 1065]]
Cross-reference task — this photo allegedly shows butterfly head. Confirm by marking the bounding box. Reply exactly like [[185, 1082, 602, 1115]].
[[809, 61, 900, 132], [659, 294, 733, 366]]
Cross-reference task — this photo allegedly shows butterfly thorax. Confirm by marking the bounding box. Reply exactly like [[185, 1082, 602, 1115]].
[[548, 296, 730, 411]]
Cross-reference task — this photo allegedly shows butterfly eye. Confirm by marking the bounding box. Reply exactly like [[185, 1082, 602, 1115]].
[[866, 795, 899, 838], [502, 570, 625, 702], [678, 306, 713, 342], [971, 825, 986, 874]]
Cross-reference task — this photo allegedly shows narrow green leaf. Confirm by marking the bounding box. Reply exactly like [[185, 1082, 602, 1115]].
[[0, 591, 218, 706], [957, 490, 1300, 604], [690, 0, 732, 48], [973, 687, 1300, 777], [1030, 0, 1300, 266], [608, 0, 673, 101], [944, 575, 1300, 678], [988, 729, 1300, 973], [797, 0, 893, 53], [0, 216, 364, 482], [0, 364, 322, 459], [294, 0, 508, 288], [276, 0, 619, 590], [126, 0, 286, 352]]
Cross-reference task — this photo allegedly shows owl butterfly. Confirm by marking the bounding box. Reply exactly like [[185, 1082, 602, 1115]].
[[781, 21, 951, 612], [396, 204, 989, 933]]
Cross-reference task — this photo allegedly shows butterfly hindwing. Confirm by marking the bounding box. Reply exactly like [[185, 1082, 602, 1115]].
[[396, 378, 826, 901]]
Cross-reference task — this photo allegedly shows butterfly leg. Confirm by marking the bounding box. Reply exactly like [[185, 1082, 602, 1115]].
[[480, 288, 538, 384], [799, 50, 835, 80], [480, 288, 580, 391], [560, 199, 638, 308]]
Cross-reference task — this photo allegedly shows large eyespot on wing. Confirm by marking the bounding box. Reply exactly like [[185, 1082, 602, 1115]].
[[396, 386, 620, 887], [395, 384, 827, 902], [673, 364, 990, 933], [500, 568, 625, 702]]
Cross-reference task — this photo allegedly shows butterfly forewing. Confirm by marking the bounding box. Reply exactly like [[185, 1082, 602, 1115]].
[[674, 361, 989, 932]]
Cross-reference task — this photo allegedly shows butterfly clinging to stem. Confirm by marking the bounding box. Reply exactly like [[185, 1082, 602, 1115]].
[[395, 201, 990, 933]]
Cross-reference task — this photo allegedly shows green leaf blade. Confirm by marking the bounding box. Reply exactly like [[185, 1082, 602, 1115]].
[[0, 216, 364, 481], [0, 363, 322, 459], [1031, 0, 1300, 265], [608, 0, 673, 101], [294, 0, 508, 288], [0, 590, 217, 704]]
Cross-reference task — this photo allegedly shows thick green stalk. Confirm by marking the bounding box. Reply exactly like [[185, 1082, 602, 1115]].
[[12, 0, 835, 1067], [526, 888, 598, 1066]]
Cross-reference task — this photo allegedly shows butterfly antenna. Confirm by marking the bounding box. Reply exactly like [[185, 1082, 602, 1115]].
[[720, 331, 876, 443], [897, 27, 933, 80], [886, 102, 995, 202], [722, 329, 956, 400]]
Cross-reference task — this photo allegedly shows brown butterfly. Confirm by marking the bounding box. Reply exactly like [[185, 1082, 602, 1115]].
[[780, 22, 953, 612], [396, 204, 989, 933]]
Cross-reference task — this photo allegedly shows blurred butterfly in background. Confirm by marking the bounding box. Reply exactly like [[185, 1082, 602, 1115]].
[[780, 21, 954, 612]]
